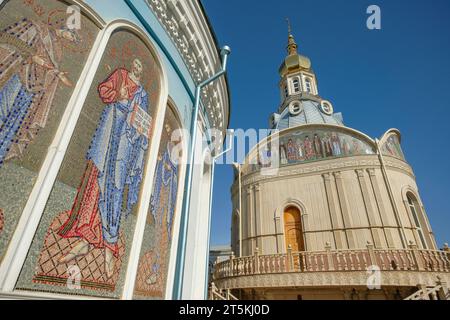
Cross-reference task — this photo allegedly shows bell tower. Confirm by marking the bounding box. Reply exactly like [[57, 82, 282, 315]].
[[270, 20, 342, 130]]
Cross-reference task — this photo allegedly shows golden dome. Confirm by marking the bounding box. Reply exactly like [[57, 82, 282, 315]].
[[279, 54, 312, 76], [279, 25, 312, 76]]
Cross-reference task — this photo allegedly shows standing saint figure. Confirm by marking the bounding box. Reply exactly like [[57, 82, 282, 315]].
[[331, 133, 342, 156], [322, 133, 333, 158], [303, 136, 315, 160], [280, 144, 288, 165], [0, 18, 78, 165], [286, 139, 299, 162], [313, 134, 323, 159], [145, 139, 179, 287], [57, 59, 150, 279]]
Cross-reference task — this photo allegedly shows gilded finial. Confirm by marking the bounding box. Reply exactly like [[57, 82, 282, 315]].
[[286, 17, 292, 36], [285, 18, 298, 55]]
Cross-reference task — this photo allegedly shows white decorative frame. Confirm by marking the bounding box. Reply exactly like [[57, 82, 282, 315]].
[[274, 198, 308, 253], [320, 100, 334, 116]]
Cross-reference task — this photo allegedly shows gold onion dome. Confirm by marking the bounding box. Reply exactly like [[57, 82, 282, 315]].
[[279, 24, 311, 76]]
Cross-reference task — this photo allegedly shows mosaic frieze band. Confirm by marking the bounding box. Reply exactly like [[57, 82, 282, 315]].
[[242, 126, 376, 175]]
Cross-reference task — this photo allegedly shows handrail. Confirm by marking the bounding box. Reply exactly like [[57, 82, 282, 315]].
[[404, 285, 444, 300], [213, 247, 450, 280]]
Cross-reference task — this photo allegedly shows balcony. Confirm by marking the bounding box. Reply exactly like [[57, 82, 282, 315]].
[[212, 243, 450, 292]]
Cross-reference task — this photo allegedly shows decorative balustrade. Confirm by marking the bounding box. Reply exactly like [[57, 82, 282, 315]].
[[213, 243, 450, 281]]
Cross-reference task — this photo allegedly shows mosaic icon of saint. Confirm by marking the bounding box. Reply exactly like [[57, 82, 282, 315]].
[[57, 59, 151, 279], [313, 134, 323, 159], [0, 18, 79, 165], [303, 136, 315, 160], [331, 133, 342, 156]]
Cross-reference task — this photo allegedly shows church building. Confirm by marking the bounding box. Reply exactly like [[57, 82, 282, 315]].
[[212, 28, 450, 300]]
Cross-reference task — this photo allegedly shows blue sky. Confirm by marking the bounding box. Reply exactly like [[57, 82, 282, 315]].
[[202, 0, 450, 248]]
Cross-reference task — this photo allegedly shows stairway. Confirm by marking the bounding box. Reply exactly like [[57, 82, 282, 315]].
[[209, 282, 239, 300], [404, 279, 449, 300]]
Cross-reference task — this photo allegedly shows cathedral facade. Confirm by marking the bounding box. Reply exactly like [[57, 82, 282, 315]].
[[0, 0, 230, 300], [212, 30, 450, 300]]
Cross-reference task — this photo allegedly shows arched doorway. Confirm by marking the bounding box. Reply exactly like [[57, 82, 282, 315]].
[[283, 206, 305, 252]]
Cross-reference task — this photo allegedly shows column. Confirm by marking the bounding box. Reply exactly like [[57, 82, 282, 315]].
[[367, 169, 395, 247], [333, 172, 356, 248], [356, 169, 380, 247], [254, 184, 264, 253], [246, 185, 254, 255], [322, 173, 345, 249]]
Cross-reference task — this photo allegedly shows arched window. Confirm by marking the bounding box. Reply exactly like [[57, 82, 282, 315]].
[[293, 78, 300, 93], [304, 78, 312, 93], [284, 84, 289, 98], [406, 193, 428, 249]]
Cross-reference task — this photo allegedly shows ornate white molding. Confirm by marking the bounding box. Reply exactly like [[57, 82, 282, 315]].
[[146, 0, 229, 132]]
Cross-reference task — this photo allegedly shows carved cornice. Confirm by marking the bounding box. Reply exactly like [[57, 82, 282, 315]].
[[146, 0, 229, 132], [215, 271, 450, 290], [239, 155, 416, 187], [383, 157, 415, 178], [241, 156, 382, 187]]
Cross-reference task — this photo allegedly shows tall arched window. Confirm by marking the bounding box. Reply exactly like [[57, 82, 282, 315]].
[[293, 78, 300, 93], [304, 78, 312, 93], [407, 193, 428, 249]]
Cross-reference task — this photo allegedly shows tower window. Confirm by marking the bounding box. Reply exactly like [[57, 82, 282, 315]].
[[407, 193, 428, 249], [304, 78, 312, 93], [289, 102, 303, 115], [293, 78, 300, 93], [284, 85, 289, 98]]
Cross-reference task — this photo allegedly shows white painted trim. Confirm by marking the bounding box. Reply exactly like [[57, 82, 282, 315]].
[[0, 290, 111, 300], [164, 100, 189, 300]]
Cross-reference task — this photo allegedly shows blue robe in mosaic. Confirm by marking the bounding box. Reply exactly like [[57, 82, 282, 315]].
[[87, 84, 149, 246], [0, 19, 64, 166], [150, 149, 178, 237]]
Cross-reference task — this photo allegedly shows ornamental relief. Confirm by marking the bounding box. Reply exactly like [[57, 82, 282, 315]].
[[145, 0, 224, 130], [240, 156, 415, 187], [241, 157, 382, 187], [215, 271, 450, 290]]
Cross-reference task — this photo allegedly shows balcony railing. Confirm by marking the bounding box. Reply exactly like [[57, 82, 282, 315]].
[[213, 242, 450, 280]]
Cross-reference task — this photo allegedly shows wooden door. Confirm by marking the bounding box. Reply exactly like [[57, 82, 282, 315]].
[[283, 206, 304, 252]]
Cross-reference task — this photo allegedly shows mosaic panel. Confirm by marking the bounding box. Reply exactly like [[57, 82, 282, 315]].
[[133, 106, 183, 300], [243, 128, 376, 174], [16, 29, 163, 299], [381, 133, 405, 161], [0, 0, 98, 262]]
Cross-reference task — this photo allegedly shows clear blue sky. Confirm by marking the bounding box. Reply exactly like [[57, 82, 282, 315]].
[[202, 0, 450, 248]]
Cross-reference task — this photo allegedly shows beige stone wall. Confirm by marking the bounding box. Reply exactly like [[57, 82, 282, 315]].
[[231, 153, 436, 256]]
